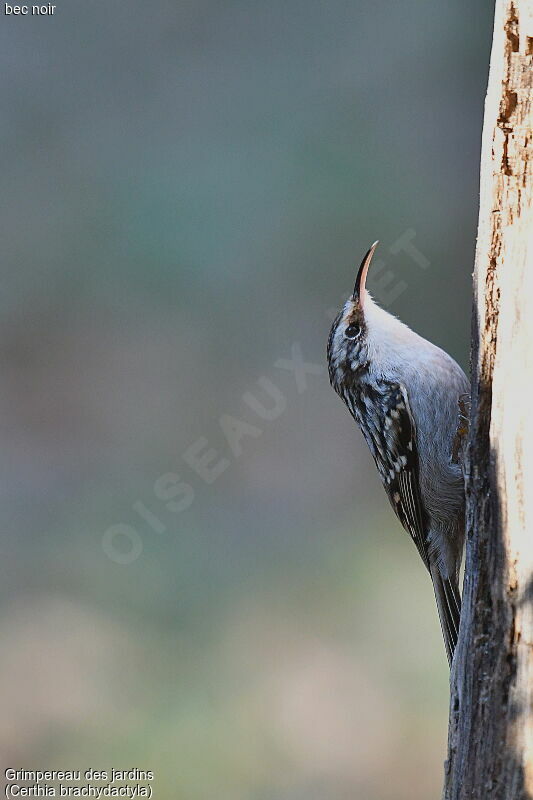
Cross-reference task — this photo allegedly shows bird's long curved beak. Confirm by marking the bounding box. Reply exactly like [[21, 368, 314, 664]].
[[352, 240, 379, 305]]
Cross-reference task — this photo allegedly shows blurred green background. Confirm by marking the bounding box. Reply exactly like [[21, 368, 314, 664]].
[[1, 2, 492, 798]]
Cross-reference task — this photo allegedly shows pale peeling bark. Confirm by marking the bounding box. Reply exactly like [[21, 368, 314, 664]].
[[443, 1, 533, 798]]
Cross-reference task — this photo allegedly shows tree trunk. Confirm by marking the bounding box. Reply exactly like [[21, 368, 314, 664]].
[[443, 1, 533, 798]]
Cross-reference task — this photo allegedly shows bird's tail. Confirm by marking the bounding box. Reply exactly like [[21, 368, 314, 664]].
[[430, 565, 461, 667]]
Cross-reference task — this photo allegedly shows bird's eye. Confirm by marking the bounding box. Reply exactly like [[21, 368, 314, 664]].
[[345, 323, 361, 339]]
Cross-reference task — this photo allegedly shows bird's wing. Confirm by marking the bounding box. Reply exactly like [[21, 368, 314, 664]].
[[354, 379, 461, 664], [357, 381, 430, 570]]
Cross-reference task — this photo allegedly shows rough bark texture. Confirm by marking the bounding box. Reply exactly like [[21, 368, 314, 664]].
[[443, 1, 533, 798]]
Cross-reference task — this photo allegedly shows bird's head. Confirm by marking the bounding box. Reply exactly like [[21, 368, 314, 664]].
[[327, 241, 380, 392]]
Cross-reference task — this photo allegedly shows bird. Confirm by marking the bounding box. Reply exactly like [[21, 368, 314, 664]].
[[327, 241, 469, 665]]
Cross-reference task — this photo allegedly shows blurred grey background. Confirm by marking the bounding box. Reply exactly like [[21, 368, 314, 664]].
[[1, 2, 492, 798]]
